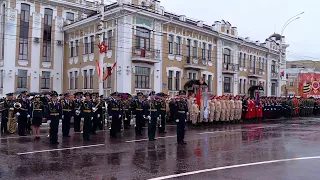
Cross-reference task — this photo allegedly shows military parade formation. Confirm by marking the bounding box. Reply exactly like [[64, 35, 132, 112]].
[[0, 89, 318, 145]]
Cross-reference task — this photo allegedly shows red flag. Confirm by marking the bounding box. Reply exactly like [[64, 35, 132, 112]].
[[104, 62, 117, 81], [97, 61, 101, 76], [196, 88, 201, 107]]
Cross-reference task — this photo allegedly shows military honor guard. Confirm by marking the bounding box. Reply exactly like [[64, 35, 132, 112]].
[[145, 91, 157, 141], [215, 96, 221, 123], [2, 93, 15, 134], [122, 94, 132, 129], [30, 94, 45, 139], [61, 93, 73, 137], [73, 92, 83, 132], [132, 92, 145, 136], [191, 99, 199, 125], [157, 93, 167, 133], [91, 93, 101, 135], [81, 92, 93, 141], [174, 90, 188, 145], [15, 91, 31, 136], [45, 91, 62, 144], [209, 97, 216, 123], [108, 92, 122, 138], [230, 96, 235, 123]]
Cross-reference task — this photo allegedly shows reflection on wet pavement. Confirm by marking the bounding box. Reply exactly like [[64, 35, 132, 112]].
[[1, 118, 320, 179]]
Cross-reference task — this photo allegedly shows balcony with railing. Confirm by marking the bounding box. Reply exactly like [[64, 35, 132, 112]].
[[271, 71, 279, 79], [132, 46, 161, 64], [222, 63, 239, 74], [184, 56, 207, 70], [248, 68, 264, 77]]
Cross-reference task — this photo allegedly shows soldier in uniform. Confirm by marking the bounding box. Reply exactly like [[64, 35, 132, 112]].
[[91, 93, 100, 135], [220, 96, 226, 123], [242, 96, 248, 122], [230, 96, 235, 123], [132, 92, 145, 136], [30, 94, 45, 139], [81, 92, 93, 141], [157, 93, 167, 133], [108, 92, 122, 138], [122, 94, 132, 129], [99, 95, 106, 130], [145, 91, 157, 141], [61, 93, 73, 137], [15, 91, 31, 136], [45, 92, 62, 144], [73, 92, 83, 132], [209, 97, 216, 123], [191, 99, 199, 126], [174, 90, 188, 145], [225, 95, 231, 123], [215, 96, 221, 123], [1, 93, 15, 134]]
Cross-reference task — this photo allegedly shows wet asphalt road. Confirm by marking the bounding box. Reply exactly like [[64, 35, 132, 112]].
[[1, 118, 320, 180]]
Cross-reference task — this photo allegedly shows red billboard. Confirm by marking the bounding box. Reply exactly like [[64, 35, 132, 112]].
[[299, 73, 320, 98]]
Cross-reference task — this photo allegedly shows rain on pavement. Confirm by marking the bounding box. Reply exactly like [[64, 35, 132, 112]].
[[1, 118, 320, 180]]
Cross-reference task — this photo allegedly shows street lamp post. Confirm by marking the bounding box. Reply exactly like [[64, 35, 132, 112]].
[[279, 12, 304, 97]]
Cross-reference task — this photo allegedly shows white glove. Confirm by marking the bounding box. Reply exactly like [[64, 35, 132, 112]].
[[47, 120, 51, 124], [186, 112, 189, 116], [143, 115, 146, 119], [109, 116, 112, 119], [119, 115, 121, 118], [92, 107, 97, 111], [75, 110, 80, 114], [185, 119, 187, 122], [62, 115, 64, 119], [27, 114, 30, 118], [81, 117, 84, 121], [16, 112, 20, 116], [175, 119, 179, 122], [97, 114, 100, 118], [91, 117, 93, 120], [147, 116, 151, 120]]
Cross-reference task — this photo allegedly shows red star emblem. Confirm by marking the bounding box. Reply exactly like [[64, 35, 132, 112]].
[[97, 41, 108, 54]]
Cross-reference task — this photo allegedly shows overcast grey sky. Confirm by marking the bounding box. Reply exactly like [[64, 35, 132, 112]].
[[104, 0, 319, 61], [160, 0, 318, 61]]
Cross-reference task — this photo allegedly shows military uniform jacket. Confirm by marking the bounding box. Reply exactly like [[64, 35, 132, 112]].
[[31, 101, 44, 119], [145, 100, 158, 118], [81, 100, 93, 116], [15, 98, 31, 116], [45, 101, 62, 119], [2, 99, 15, 114], [173, 99, 188, 120], [61, 99, 74, 117], [132, 99, 145, 116], [157, 99, 166, 114], [91, 99, 100, 114], [73, 99, 82, 116], [107, 99, 122, 117]]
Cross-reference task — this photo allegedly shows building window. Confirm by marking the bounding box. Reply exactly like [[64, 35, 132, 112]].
[[83, 70, 88, 89], [43, 9, 52, 62], [0, 70, 3, 88], [208, 75, 212, 92], [239, 53, 242, 67], [271, 61, 276, 72], [136, 27, 150, 50], [243, 79, 246, 93], [168, 35, 174, 54], [41, 71, 50, 89], [89, 69, 93, 89], [84, 37, 89, 54], [135, 66, 151, 89], [259, 57, 262, 70], [69, 72, 73, 89], [19, 4, 30, 61], [186, 39, 191, 57], [290, 81, 294, 87], [253, 56, 256, 69], [175, 71, 180, 90], [90, 35, 94, 53], [271, 82, 276, 96], [208, 44, 212, 61], [239, 79, 242, 94], [75, 40, 79, 56], [202, 42, 206, 60], [243, 53, 246, 67], [107, 30, 112, 50], [223, 48, 231, 63], [262, 58, 265, 70], [168, 70, 173, 90], [66, 12, 74, 22], [42, 41, 51, 62], [176, 36, 181, 55], [224, 77, 231, 93], [250, 80, 256, 86], [70, 41, 74, 57], [17, 70, 27, 89], [74, 71, 78, 89], [193, 40, 198, 58]]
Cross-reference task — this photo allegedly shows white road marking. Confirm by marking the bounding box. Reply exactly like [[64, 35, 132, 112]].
[[148, 156, 320, 180], [17, 143, 105, 155], [125, 135, 176, 143], [198, 129, 242, 135]]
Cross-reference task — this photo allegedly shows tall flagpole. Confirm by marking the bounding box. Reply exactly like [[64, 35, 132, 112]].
[[98, 34, 104, 96]]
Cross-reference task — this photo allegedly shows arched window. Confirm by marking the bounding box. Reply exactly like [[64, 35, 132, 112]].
[[223, 48, 231, 64]]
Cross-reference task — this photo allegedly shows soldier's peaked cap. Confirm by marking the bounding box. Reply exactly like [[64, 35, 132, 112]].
[[179, 90, 186, 95], [137, 92, 143, 96]]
